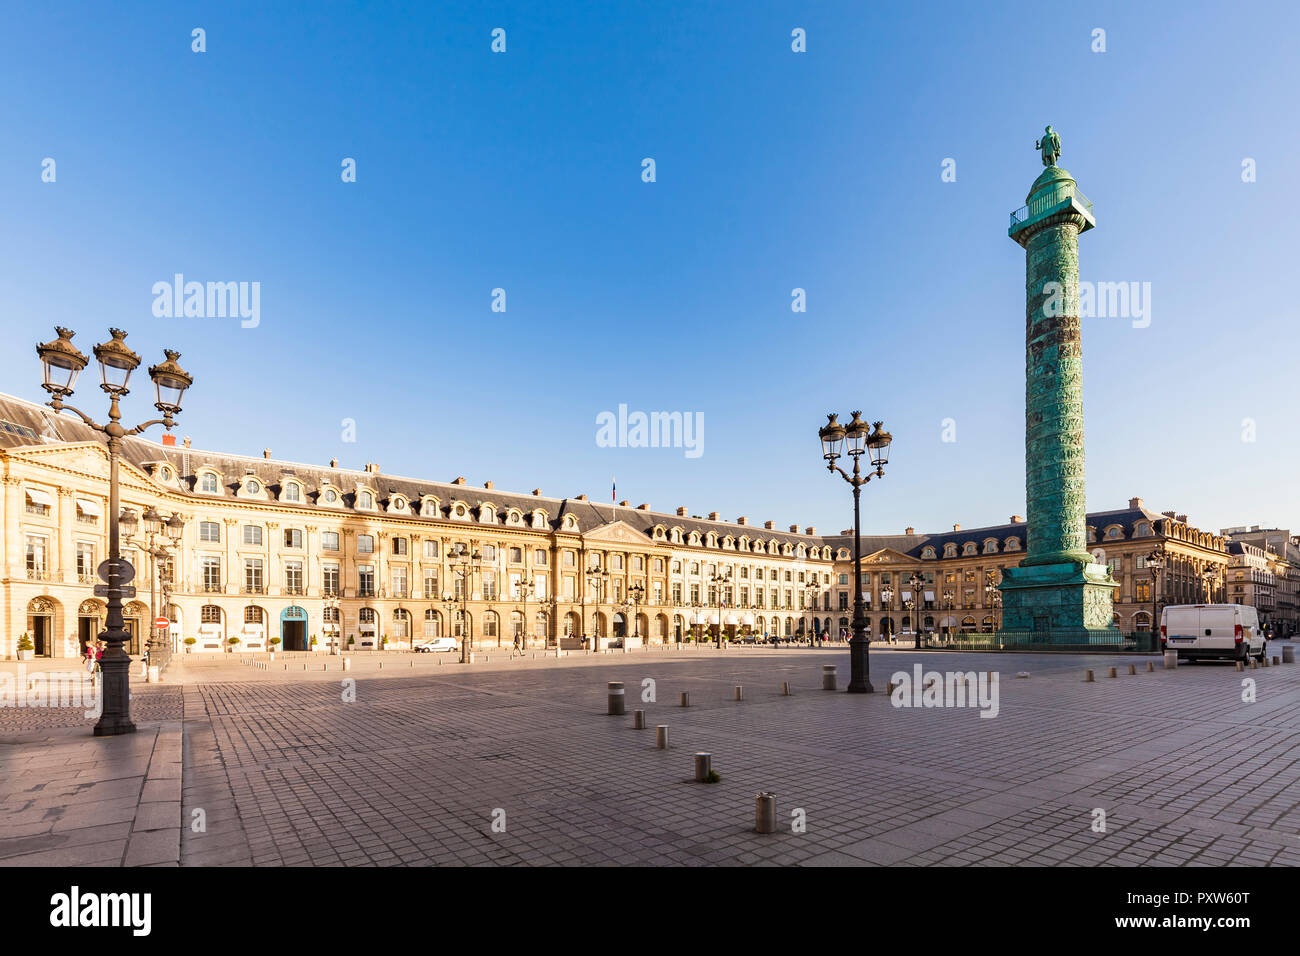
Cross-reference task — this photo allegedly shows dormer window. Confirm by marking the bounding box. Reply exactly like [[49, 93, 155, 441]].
[[245, 479, 261, 494], [158, 465, 173, 482], [391, 496, 405, 511], [199, 473, 219, 494], [922, 546, 936, 559], [283, 483, 301, 503], [323, 489, 339, 505], [563, 515, 578, 531], [944, 544, 957, 558], [358, 491, 374, 509]]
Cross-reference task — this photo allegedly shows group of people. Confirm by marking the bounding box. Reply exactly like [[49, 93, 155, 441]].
[[82, 640, 105, 674]]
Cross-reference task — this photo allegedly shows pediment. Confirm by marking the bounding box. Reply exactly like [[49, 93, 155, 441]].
[[858, 548, 917, 565], [581, 520, 651, 547]]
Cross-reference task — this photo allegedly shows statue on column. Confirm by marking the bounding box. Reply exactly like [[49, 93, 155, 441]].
[[1035, 125, 1061, 167]]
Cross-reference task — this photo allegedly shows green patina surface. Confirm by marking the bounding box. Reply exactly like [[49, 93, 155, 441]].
[[1000, 144, 1120, 643]]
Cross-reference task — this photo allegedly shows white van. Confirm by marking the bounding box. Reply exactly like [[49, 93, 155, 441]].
[[1160, 604, 1266, 663]]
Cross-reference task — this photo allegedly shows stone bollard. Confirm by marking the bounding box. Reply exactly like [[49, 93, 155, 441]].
[[680, 692, 690, 707], [781, 681, 791, 696], [734, 686, 743, 701], [1107, 667, 1117, 679], [886, 681, 895, 695], [633, 710, 645, 729], [1146, 661, 1154, 672], [656, 725, 669, 749], [694, 753, 712, 782], [1263, 656, 1270, 667], [147, 665, 160, 684], [1273, 656, 1280, 666], [343, 658, 351, 671], [1084, 669, 1095, 682], [1127, 664, 1136, 676], [755, 792, 776, 834], [822, 664, 837, 691], [1250, 659, 1258, 669], [608, 681, 626, 716], [1236, 661, 1244, 672], [1284, 646, 1295, 664], [1163, 651, 1178, 669]]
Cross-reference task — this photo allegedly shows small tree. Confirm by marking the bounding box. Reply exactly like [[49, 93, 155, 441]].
[[227, 636, 240, 652], [268, 636, 281, 648], [183, 637, 197, 652], [17, 632, 34, 652], [347, 634, 355, 647], [310, 634, 318, 647]]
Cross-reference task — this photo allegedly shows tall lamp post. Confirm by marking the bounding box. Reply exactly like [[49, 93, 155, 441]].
[[586, 565, 609, 651], [514, 579, 535, 651], [984, 581, 1003, 632], [804, 583, 820, 647], [881, 587, 895, 644], [36, 327, 192, 736], [709, 567, 731, 648], [1201, 567, 1219, 604], [629, 582, 645, 651], [448, 544, 483, 663], [906, 571, 926, 649], [121, 506, 185, 669], [1145, 549, 1165, 651], [817, 412, 892, 693], [942, 589, 954, 643]]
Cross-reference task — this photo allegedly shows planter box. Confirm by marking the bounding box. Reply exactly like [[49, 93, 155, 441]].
[[17, 650, 34, 661]]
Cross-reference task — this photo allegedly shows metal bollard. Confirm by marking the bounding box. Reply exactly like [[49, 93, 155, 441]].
[[656, 725, 669, 749], [755, 792, 776, 834], [781, 681, 791, 696], [1127, 664, 1136, 676], [886, 681, 895, 695], [607, 681, 626, 716], [822, 664, 837, 691], [1273, 656, 1280, 666], [1284, 646, 1295, 664], [694, 753, 712, 782], [1107, 667, 1117, 679], [680, 692, 690, 707], [1163, 651, 1178, 669], [147, 665, 160, 684], [1146, 661, 1154, 672], [1084, 669, 1094, 682], [633, 710, 645, 729], [734, 686, 743, 701], [343, 658, 351, 671], [1236, 661, 1244, 672]]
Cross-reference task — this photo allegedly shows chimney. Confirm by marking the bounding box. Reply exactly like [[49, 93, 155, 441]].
[[1129, 497, 1143, 510], [677, 507, 688, 516], [619, 500, 629, 507], [162, 434, 176, 447], [840, 529, 853, 536], [366, 462, 379, 473], [1176, 514, 1188, 524], [953, 523, 961, 532], [532, 488, 541, 496], [737, 516, 748, 525], [789, 524, 799, 533], [764, 520, 775, 530], [484, 481, 493, 489], [709, 511, 720, 521], [330, 457, 338, 468], [183, 436, 192, 448], [453, 476, 466, 485], [805, 526, 816, 535], [638, 503, 650, 511], [905, 526, 914, 535], [263, 448, 272, 459], [1163, 511, 1176, 519], [576, 494, 587, 501], [1010, 515, 1024, 523]]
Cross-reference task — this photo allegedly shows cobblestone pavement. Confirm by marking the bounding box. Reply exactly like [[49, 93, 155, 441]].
[[157, 644, 1300, 867]]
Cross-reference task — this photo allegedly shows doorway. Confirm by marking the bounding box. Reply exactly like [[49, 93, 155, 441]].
[[281, 606, 308, 651]]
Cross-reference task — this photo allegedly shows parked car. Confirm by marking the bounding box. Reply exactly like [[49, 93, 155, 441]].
[[1160, 604, 1266, 663], [414, 637, 458, 653]]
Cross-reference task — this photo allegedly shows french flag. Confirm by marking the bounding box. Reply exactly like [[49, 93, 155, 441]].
[[612, 476, 616, 504]]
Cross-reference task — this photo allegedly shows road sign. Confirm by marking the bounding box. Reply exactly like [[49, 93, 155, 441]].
[[93, 584, 136, 598], [97, 557, 136, 586], [155, 617, 170, 630]]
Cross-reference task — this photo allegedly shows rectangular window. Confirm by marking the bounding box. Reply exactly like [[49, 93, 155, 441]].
[[391, 566, 408, 597], [358, 565, 375, 596], [564, 577, 576, 600], [357, 535, 374, 553], [392, 537, 407, 555], [76, 542, 96, 580], [243, 525, 263, 547], [244, 558, 264, 593], [534, 549, 548, 566], [424, 570, 440, 600], [202, 556, 222, 591], [25, 535, 48, 579], [564, 551, 575, 567], [653, 582, 663, 604], [321, 531, 339, 551], [283, 528, 303, 549], [322, 562, 339, 595], [533, 574, 548, 599], [689, 584, 701, 604], [199, 521, 220, 543], [482, 571, 497, 601], [423, 539, 439, 559], [671, 583, 682, 604], [284, 561, 303, 594]]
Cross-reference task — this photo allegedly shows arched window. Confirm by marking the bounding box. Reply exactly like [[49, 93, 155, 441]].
[[283, 482, 300, 502], [359, 491, 374, 509], [534, 611, 548, 639], [483, 611, 498, 639], [244, 606, 264, 624], [201, 605, 222, 623], [423, 609, 441, 637], [199, 473, 219, 494], [393, 609, 410, 639]]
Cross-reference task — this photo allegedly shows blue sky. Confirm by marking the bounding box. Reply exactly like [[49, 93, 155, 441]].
[[2, 0, 1297, 536]]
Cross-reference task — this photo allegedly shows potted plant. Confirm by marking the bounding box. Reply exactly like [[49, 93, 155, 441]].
[[310, 634, 318, 651], [227, 636, 240, 652], [16, 632, 34, 661], [347, 634, 355, 648], [380, 633, 388, 650], [184, 636, 197, 653]]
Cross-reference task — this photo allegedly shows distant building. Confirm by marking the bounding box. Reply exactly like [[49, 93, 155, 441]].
[[1223, 527, 1298, 637]]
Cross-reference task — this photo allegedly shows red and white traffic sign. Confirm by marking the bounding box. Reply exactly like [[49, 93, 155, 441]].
[[155, 617, 170, 630]]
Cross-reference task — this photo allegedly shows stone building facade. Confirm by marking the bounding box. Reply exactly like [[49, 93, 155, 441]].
[[0, 393, 1234, 659]]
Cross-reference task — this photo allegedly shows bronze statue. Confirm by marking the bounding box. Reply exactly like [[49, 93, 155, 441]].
[[1035, 125, 1061, 167]]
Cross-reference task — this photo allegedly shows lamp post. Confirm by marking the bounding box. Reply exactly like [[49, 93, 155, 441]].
[[515, 579, 535, 651], [448, 544, 482, 663], [629, 582, 645, 651], [324, 594, 340, 653], [942, 589, 954, 643], [905, 571, 926, 649], [36, 327, 192, 736], [1201, 567, 1219, 604], [818, 412, 892, 693], [804, 583, 820, 647], [1146, 549, 1165, 651], [121, 506, 185, 669], [586, 565, 609, 651], [709, 567, 731, 648], [984, 581, 1003, 632]]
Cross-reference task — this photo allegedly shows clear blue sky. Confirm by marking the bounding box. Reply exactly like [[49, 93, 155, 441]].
[[2, 0, 1296, 536]]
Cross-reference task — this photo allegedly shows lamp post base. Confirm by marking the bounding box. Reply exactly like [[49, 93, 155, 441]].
[[93, 716, 138, 736]]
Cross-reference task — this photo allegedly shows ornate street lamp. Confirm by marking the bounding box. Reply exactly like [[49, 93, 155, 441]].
[[942, 588, 954, 643], [36, 327, 192, 736], [804, 583, 820, 647], [448, 544, 483, 663], [906, 571, 926, 649], [818, 412, 891, 692], [1146, 549, 1165, 651], [586, 565, 609, 651], [709, 566, 731, 648], [123, 506, 186, 667], [629, 582, 645, 651]]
